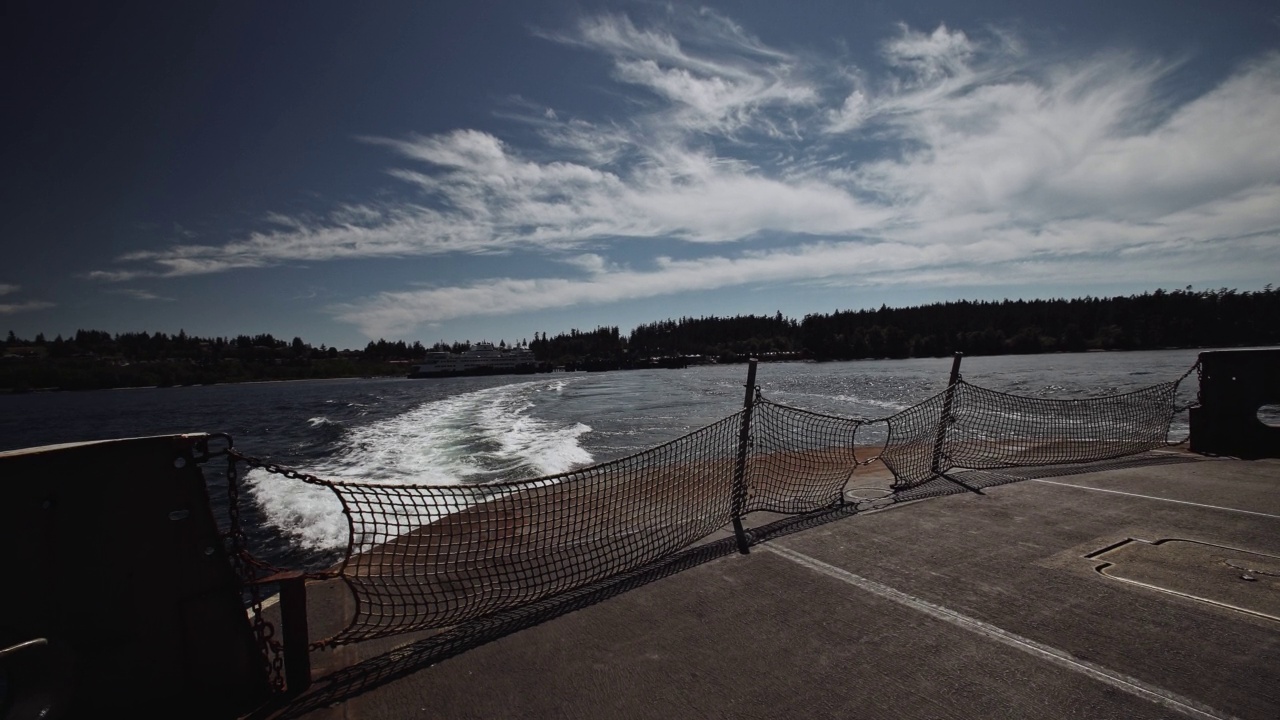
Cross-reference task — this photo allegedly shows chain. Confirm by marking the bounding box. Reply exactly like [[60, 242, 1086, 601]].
[[854, 420, 885, 466], [222, 446, 286, 692], [227, 447, 340, 488], [223, 449, 342, 585], [1195, 358, 1204, 409], [223, 447, 347, 653], [1166, 360, 1203, 426], [1172, 359, 1202, 412]]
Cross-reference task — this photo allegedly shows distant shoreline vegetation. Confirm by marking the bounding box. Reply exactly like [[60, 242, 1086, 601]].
[[2, 286, 1276, 392]]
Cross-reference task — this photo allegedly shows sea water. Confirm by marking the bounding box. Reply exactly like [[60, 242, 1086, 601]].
[[0, 348, 1232, 569]]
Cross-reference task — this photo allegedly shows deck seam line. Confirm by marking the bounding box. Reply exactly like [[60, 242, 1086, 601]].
[[761, 543, 1238, 720], [1027, 479, 1280, 519]]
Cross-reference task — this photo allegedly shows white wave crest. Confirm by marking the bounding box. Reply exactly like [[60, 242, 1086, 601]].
[[248, 378, 592, 551]]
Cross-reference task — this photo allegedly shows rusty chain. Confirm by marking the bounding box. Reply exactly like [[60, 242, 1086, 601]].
[[198, 434, 349, 689], [215, 438, 286, 693], [221, 445, 347, 654], [225, 447, 341, 489], [1165, 359, 1203, 446], [1173, 358, 1203, 413]]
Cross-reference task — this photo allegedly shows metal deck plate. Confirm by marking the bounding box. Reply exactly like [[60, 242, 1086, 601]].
[[1089, 538, 1280, 622]]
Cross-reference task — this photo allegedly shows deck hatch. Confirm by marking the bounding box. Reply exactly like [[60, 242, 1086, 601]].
[[1088, 538, 1280, 622]]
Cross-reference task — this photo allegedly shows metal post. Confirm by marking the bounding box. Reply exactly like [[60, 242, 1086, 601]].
[[277, 572, 312, 695], [731, 359, 758, 555], [930, 353, 963, 477]]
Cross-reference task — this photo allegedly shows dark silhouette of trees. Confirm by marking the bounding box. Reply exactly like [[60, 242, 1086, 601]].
[[1, 285, 1275, 391], [793, 286, 1278, 360], [530, 326, 625, 369]]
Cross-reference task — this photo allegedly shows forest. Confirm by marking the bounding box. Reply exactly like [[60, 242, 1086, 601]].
[[2, 286, 1275, 391]]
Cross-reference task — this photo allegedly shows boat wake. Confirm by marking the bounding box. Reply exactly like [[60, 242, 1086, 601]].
[[245, 379, 593, 552]]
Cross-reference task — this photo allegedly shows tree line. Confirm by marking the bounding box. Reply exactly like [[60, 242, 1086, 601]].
[[526, 286, 1278, 364], [2, 285, 1274, 391]]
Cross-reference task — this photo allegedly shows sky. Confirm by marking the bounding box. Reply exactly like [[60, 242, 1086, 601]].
[[3, 1, 1279, 350]]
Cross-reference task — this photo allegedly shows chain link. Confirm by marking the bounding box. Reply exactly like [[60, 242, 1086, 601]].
[[1172, 359, 1203, 414], [222, 447, 346, 653], [227, 447, 341, 488], [1187, 358, 1198, 409], [222, 447, 286, 692]]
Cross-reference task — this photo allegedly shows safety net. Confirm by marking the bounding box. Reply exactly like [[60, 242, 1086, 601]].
[[303, 411, 742, 644], [878, 379, 1182, 489], [744, 399, 865, 515], [224, 363, 1194, 652]]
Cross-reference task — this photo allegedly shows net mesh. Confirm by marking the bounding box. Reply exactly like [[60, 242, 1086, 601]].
[[744, 398, 865, 514], [879, 379, 1180, 489], [230, 365, 1192, 648], [324, 411, 742, 645]]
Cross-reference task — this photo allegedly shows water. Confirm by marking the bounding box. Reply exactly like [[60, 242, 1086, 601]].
[[0, 349, 1218, 568]]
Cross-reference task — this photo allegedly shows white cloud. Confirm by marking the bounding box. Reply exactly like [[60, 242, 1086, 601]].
[[83, 11, 1280, 339], [567, 10, 818, 135], [335, 216, 1279, 338], [85, 269, 151, 282], [882, 23, 976, 85], [107, 288, 175, 302], [562, 253, 613, 274], [0, 284, 54, 314], [0, 300, 55, 315]]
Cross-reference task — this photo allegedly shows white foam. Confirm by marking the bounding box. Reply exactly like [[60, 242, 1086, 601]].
[[247, 378, 593, 552], [243, 467, 349, 551], [473, 387, 592, 476]]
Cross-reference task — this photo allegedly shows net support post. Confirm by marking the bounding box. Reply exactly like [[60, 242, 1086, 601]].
[[731, 359, 758, 555], [257, 570, 312, 696], [279, 572, 312, 695], [930, 353, 963, 477]]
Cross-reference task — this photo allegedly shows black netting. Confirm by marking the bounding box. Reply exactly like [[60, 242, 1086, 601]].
[[744, 399, 865, 514], [231, 364, 1194, 649], [323, 411, 742, 645], [881, 379, 1180, 489]]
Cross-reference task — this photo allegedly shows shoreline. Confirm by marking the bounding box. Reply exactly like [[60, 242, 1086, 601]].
[[7, 344, 1270, 395]]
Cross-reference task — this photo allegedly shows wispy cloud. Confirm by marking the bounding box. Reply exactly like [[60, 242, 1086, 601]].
[[0, 301, 55, 315], [0, 284, 55, 314], [335, 227, 1280, 339], [559, 10, 818, 135], [107, 288, 175, 302], [85, 10, 1280, 339]]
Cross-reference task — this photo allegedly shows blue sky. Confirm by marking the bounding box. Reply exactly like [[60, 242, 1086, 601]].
[[3, 1, 1278, 349]]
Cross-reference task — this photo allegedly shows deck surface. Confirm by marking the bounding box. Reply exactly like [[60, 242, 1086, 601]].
[[250, 452, 1280, 719]]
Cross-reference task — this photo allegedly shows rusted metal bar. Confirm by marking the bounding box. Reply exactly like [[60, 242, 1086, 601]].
[[731, 359, 759, 555]]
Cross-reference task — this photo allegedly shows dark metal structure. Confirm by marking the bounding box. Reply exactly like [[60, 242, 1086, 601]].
[[1189, 348, 1280, 458], [0, 434, 268, 718]]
